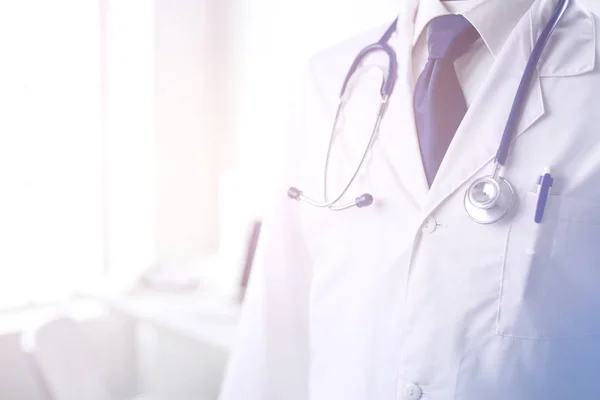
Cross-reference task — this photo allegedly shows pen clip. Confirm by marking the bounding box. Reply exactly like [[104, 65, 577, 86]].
[[535, 170, 553, 224]]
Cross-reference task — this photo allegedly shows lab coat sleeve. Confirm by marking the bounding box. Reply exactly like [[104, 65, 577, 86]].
[[218, 68, 316, 400]]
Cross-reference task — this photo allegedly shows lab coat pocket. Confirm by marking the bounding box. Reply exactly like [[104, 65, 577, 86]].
[[497, 193, 600, 339]]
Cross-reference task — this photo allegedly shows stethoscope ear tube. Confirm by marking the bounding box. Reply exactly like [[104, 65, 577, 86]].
[[289, 19, 398, 212], [339, 30, 398, 100], [290, 62, 393, 211]]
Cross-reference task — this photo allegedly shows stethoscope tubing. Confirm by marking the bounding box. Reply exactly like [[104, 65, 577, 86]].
[[289, 0, 571, 218], [495, 0, 570, 167]]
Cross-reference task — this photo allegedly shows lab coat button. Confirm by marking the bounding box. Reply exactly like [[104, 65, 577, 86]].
[[421, 216, 437, 234], [400, 382, 422, 400]]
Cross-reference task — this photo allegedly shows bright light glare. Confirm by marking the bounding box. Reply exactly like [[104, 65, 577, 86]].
[[0, 1, 103, 308]]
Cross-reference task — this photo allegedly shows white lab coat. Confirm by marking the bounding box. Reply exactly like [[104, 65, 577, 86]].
[[220, 0, 600, 399]]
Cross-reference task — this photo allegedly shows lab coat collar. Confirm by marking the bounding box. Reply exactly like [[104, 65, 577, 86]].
[[407, 0, 597, 76], [467, 0, 536, 58], [422, 0, 595, 214], [531, 0, 596, 77], [412, 0, 536, 59]]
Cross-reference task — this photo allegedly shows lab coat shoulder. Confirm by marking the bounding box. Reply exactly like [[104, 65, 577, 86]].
[[520, 0, 600, 197], [579, 0, 600, 18], [304, 22, 395, 107]]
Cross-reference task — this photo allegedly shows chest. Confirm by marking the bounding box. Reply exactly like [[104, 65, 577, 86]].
[[296, 68, 600, 325]]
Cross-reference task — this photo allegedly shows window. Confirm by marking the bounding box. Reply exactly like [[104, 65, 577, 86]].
[[0, 0, 155, 309], [0, 1, 102, 309]]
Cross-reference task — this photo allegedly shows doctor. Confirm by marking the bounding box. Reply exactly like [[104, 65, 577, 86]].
[[220, 0, 600, 399]]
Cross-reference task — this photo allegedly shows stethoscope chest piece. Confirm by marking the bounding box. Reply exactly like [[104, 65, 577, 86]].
[[464, 176, 515, 224]]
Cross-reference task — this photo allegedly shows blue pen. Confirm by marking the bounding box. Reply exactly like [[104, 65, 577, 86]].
[[535, 167, 553, 224]]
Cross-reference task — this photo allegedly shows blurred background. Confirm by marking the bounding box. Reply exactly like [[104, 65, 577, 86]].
[[2, 0, 598, 399], [0, 0, 396, 399]]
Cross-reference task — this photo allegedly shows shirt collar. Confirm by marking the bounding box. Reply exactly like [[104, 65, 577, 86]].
[[412, 0, 536, 58]]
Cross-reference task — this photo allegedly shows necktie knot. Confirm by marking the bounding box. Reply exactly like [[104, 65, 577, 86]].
[[427, 14, 480, 62]]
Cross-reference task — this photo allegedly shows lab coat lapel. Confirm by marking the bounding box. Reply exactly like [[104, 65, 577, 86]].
[[424, 0, 595, 214], [425, 29, 544, 213], [377, 8, 430, 208]]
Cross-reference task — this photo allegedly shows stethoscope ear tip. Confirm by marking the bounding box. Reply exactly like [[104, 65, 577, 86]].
[[356, 193, 374, 208], [287, 187, 302, 200]]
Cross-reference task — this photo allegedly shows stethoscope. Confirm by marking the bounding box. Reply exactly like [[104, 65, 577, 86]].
[[288, 0, 571, 223]]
